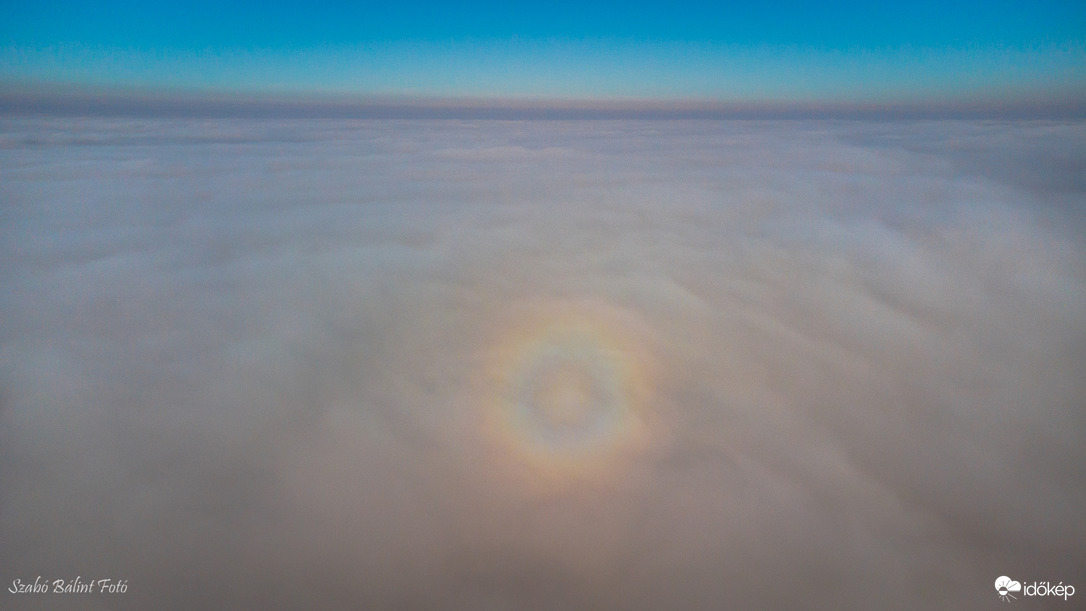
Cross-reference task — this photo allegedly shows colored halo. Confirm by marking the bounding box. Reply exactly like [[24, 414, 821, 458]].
[[483, 302, 654, 480]]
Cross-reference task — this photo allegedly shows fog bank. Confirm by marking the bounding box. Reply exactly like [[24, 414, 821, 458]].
[[2, 118, 1084, 609]]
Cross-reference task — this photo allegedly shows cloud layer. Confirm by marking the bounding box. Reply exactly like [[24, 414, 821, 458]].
[[2, 118, 1084, 609]]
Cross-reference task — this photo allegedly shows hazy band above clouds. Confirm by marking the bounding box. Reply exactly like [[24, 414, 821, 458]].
[[3, 89, 1086, 120], [1, 118, 1084, 609]]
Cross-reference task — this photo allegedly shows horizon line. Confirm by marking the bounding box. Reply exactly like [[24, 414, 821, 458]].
[[2, 88, 1084, 120]]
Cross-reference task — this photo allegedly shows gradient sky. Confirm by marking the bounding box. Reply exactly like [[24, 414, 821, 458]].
[[2, 1, 1085, 105]]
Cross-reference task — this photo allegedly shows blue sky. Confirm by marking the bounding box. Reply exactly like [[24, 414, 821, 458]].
[[2, 1, 1084, 107]]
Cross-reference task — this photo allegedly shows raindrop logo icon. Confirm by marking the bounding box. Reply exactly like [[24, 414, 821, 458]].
[[996, 576, 1022, 602]]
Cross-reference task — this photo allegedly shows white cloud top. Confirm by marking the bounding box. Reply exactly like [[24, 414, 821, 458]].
[[1, 118, 1084, 609]]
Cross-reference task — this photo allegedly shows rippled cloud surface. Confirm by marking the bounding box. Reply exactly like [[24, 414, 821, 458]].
[[2, 118, 1084, 609]]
